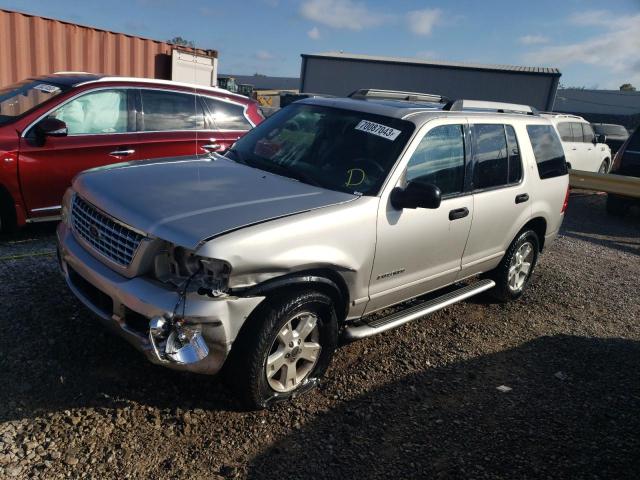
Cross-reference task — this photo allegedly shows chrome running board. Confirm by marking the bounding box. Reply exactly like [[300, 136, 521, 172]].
[[343, 279, 495, 341]]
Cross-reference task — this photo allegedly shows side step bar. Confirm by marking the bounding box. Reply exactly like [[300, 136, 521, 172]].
[[343, 279, 495, 341]]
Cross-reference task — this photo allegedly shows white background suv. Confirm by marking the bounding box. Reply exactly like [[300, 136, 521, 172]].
[[544, 113, 612, 173]]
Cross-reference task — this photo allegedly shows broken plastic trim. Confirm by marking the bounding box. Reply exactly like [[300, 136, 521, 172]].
[[259, 377, 320, 409], [148, 315, 209, 365]]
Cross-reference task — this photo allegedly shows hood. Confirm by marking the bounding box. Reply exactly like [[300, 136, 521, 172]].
[[74, 156, 356, 249]]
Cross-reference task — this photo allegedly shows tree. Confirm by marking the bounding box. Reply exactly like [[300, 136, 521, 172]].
[[619, 83, 636, 91], [168, 36, 195, 48]]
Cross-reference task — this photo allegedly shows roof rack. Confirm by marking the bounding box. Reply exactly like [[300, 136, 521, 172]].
[[445, 99, 538, 115], [349, 88, 450, 104], [539, 112, 584, 120]]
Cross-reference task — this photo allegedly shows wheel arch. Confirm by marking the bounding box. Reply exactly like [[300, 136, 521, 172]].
[[234, 268, 351, 322], [521, 216, 547, 252]]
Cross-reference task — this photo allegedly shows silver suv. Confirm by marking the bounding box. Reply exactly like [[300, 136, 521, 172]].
[[57, 90, 570, 408]]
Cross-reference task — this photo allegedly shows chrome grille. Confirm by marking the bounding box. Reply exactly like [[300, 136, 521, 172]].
[[71, 196, 144, 267]]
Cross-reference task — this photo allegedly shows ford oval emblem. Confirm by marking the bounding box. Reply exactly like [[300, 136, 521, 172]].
[[89, 224, 100, 239]]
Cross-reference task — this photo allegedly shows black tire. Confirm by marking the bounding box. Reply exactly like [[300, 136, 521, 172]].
[[598, 159, 609, 174], [0, 195, 17, 234], [486, 229, 539, 302], [223, 290, 338, 409], [606, 194, 630, 217]]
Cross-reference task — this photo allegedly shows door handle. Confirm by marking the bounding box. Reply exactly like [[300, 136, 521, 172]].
[[449, 207, 469, 221], [571, 147, 577, 151], [109, 149, 135, 157], [515, 193, 529, 204], [202, 143, 224, 153]]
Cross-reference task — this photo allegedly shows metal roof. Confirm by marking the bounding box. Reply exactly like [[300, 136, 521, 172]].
[[554, 88, 640, 115], [302, 52, 561, 76]]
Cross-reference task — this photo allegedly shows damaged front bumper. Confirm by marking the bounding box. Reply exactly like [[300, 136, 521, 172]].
[[56, 222, 265, 375]]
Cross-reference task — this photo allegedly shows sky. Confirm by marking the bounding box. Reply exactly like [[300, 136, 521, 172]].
[[1, 0, 639, 89]]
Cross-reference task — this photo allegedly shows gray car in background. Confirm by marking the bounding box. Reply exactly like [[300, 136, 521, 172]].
[[57, 90, 569, 408], [592, 123, 630, 154]]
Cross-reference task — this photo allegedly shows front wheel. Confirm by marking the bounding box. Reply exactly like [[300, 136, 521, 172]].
[[223, 290, 338, 409], [486, 230, 539, 302], [0, 196, 17, 233]]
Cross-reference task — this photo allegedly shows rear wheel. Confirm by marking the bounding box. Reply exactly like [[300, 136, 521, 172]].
[[598, 159, 609, 174], [486, 230, 539, 302], [223, 290, 338, 409]]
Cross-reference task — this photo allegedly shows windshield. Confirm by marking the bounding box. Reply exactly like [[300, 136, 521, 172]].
[[0, 80, 69, 126], [226, 103, 415, 195], [593, 124, 628, 136]]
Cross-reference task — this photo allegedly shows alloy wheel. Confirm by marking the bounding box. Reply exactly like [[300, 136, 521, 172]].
[[508, 241, 534, 292], [265, 311, 322, 393]]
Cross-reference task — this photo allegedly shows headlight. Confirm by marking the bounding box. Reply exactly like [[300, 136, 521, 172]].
[[61, 189, 74, 225], [153, 245, 230, 296]]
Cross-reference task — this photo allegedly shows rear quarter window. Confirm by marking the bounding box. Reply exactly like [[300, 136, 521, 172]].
[[526, 125, 568, 179]]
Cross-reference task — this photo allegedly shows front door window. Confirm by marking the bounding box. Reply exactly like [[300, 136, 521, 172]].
[[50, 89, 129, 135]]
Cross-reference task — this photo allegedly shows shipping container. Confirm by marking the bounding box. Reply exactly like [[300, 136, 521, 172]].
[[0, 8, 218, 88]]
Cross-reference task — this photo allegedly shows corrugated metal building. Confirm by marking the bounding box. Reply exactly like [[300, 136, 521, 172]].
[[300, 52, 561, 111], [0, 8, 218, 88], [554, 88, 640, 129]]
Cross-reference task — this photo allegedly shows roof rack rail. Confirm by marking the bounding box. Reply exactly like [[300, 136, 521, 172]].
[[445, 99, 538, 115], [349, 88, 450, 104], [539, 111, 583, 119]]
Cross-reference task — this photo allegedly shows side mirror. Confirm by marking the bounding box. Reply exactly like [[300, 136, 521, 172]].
[[37, 117, 68, 137], [595, 134, 606, 144], [33, 118, 68, 146], [390, 181, 442, 210]]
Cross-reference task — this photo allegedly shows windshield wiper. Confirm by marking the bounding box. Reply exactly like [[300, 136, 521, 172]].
[[230, 153, 324, 188], [257, 161, 324, 188], [225, 148, 247, 165]]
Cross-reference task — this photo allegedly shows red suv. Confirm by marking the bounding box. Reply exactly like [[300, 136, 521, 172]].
[[0, 74, 263, 231]]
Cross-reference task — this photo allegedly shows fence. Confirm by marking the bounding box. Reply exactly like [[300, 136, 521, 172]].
[[569, 170, 640, 198]]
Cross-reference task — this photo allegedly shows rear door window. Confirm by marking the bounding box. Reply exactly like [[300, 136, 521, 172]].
[[505, 125, 523, 184], [471, 124, 509, 189], [140, 89, 203, 131], [569, 123, 583, 142], [526, 124, 568, 179], [406, 124, 465, 196], [581, 123, 595, 143], [201, 96, 252, 131], [557, 122, 573, 142]]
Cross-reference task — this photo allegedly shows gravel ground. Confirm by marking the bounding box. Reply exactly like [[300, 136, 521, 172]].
[[0, 191, 639, 479]]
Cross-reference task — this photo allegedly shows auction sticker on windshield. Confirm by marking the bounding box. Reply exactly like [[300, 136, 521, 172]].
[[33, 84, 61, 94], [355, 120, 401, 141]]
